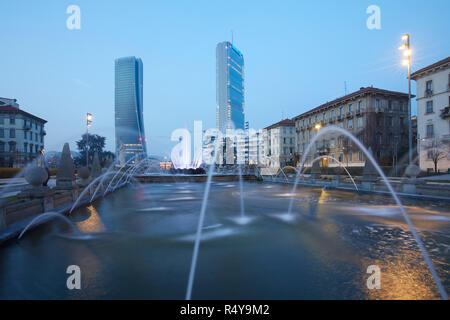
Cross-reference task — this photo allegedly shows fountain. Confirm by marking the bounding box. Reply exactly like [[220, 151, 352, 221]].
[[287, 125, 448, 300], [18, 211, 78, 240]]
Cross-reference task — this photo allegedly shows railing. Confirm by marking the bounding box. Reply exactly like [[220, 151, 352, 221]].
[[346, 111, 353, 118], [23, 124, 31, 130], [440, 106, 450, 119], [425, 89, 433, 97]]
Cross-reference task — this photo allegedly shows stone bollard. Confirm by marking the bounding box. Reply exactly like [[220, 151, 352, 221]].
[[91, 152, 102, 179], [77, 166, 91, 187], [362, 147, 378, 191], [18, 165, 51, 199], [331, 175, 341, 187], [311, 160, 321, 180], [55, 143, 77, 191], [402, 164, 421, 194]]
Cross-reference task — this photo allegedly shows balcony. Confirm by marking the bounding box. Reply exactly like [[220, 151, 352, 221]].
[[40, 130, 47, 136], [355, 109, 361, 116], [424, 89, 433, 97], [23, 123, 31, 130], [346, 111, 353, 119], [440, 106, 450, 119], [337, 115, 343, 121]]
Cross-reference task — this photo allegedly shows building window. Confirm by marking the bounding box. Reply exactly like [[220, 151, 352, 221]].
[[339, 107, 343, 116], [388, 100, 392, 110], [426, 101, 433, 114], [331, 110, 335, 117], [426, 124, 434, 138], [376, 134, 382, 144], [9, 128, 15, 138], [338, 153, 343, 162], [349, 104, 352, 113], [9, 142, 16, 152], [426, 80, 433, 92], [0, 128, 3, 138], [0, 142, 4, 152], [375, 99, 380, 108], [330, 138, 335, 148], [24, 143, 27, 152], [349, 152, 353, 162], [0, 116, 4, 124], [357, 117, 363, 128], [348, 119, 353, 129], [9, 116, 15, 124], [358, 151, 363, 161], [358, 101, 362, 112], [30, 144, 33, 153]]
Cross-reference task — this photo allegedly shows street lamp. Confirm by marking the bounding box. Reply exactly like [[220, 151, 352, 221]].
[[398, 33, 413, 165], [86, 113, 93, 167]]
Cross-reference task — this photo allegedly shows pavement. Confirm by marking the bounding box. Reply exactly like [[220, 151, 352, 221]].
[[0, 178, 56, 198]]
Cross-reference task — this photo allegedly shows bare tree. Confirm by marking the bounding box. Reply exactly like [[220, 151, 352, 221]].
[[425, 137, 448, 173]]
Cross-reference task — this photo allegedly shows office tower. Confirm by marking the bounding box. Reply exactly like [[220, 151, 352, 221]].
[[216, 41, 245, 133], [115, 56, 147, 161]]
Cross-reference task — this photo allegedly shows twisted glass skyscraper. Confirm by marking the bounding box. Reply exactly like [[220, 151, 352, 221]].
[[115, 56, 147, 161], [216, 41, 245, 133]]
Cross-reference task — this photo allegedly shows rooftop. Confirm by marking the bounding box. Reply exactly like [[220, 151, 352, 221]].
[[0, 105, 47, 123], [294, 86, 411, 120], [265, 118, 295, 130], [411, 56, 450, 80]]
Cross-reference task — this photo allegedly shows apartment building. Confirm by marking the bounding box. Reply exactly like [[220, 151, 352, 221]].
[[263, 119, 296, 169], [293, 87, 410, 169], [411, 56, 450, 173], [0, 98, 47, 167]]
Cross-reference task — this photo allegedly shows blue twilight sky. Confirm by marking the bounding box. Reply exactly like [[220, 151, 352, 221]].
[[0, 0, 449, 157]]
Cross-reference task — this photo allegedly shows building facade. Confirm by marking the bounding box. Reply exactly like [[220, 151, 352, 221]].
[[0, 98, 46, 167], [263, 119, 296, 170], [293, 87, 410, 170], [411, 56, 450, 173], [115, 56, 147, 162], [216, 41, 245, 133]]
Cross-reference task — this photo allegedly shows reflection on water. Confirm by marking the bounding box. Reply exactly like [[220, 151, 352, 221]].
[[0, 182, 448, 299], [76, 206, 106, 234]]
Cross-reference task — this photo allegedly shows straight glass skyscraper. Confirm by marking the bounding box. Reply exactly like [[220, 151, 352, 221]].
[[115, 56, 147, 161], [216, 41, 245, 133]]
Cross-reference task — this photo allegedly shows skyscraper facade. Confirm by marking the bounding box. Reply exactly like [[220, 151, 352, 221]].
[[216, 41, 245, 133], [115, 56, 147, 161]]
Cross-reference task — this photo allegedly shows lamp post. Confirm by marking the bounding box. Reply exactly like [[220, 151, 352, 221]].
[[86, 113, 93, 167], [399, 34, 413, 165]]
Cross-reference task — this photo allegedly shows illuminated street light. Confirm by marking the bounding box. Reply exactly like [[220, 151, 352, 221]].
[[86, 113, 93, 167], [314, 123, 322, 130], [398, 33, 413, 165]]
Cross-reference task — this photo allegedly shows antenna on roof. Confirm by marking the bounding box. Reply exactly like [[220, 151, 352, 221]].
[[344, 81, 347, 95]]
